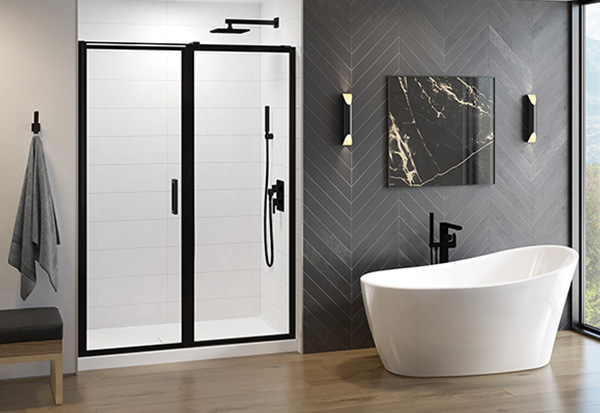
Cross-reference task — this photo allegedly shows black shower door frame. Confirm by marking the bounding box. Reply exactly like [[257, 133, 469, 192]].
[[78, 41, 296, 357]]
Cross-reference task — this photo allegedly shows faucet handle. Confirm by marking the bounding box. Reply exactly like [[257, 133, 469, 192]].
[[447, 233, 457, 248]]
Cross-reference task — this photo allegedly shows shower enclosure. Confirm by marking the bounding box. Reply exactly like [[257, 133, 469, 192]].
[[78, 41, 295, 356]]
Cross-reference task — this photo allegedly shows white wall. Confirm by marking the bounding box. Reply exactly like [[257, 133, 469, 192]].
[[79, 0, 262, 45], [0, 0, 78, 378]]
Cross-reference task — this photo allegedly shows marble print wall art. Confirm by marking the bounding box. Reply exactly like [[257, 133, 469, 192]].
[[388, 76, 495, 187]]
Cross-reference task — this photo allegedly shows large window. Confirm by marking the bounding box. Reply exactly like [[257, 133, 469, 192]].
[[584, 3, 600, 330]]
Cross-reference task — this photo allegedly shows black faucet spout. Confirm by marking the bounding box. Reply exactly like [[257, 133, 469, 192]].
[[439, 222, 462, 263], [441, 222, 463, 231]]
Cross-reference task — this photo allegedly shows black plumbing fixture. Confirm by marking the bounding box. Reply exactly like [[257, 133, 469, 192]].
[[269, 180, 285, 213], [211, 17, 279, 34], [31, 111, 41, 134], [210, 24, 250, 35], [264, 106, 285, 268], [429, 212, 463, 264]]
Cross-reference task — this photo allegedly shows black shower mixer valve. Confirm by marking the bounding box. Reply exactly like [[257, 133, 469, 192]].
[[268, 180, 285, 213]]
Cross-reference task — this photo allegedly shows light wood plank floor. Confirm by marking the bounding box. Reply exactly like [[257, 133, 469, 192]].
[[1, 331, 600, 412]]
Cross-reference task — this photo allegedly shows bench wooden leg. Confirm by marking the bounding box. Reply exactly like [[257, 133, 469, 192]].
[[50, 355, 63, 405], [0, 340, 63, 405]]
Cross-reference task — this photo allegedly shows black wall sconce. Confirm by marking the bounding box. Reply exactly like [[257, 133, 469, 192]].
[[342, 93, 352, 146], [524, 94, 537, 143]]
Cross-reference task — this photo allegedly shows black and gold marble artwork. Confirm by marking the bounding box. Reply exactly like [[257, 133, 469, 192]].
[[388, 76, 495, 187]]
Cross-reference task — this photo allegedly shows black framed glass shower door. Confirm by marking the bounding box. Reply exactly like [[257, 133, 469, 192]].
[[186, 45, 295, 344], [79, 42, 296, 356]]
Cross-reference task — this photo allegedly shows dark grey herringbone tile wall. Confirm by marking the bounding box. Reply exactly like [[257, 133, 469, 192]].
[[303, 0, 571, 353]]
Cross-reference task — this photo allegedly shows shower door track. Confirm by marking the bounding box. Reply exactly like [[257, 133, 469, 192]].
[[78, 41, 296, 357]]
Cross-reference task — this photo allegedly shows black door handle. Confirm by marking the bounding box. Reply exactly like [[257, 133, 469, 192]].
[[171, 179, 178, 215]]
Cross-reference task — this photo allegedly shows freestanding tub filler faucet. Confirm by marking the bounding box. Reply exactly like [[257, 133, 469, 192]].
[[429, 212, 463, 264]]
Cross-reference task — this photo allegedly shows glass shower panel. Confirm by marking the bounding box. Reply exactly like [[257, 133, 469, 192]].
[[193, 51, 290, 342], [86, 49, 182, 351]]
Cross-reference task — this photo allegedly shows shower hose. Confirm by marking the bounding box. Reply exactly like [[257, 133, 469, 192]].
[[264, 108, 275, 268]]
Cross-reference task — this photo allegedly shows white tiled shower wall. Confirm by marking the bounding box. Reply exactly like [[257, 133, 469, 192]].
[[80, 0, 302, 336], [192, 50, 263, 325], [79, 0, 262, 44], [86, 49, 183, 329]]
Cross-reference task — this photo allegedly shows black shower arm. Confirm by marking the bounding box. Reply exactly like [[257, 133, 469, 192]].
[[225, 18, 279, 28]]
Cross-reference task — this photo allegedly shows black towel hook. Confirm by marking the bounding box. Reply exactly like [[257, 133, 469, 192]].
[[31, 111, 41, 134]]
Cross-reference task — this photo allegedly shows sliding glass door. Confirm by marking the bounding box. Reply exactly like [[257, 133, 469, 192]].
[[79, 42, 295, 356], [192, 50, 291, 342], [83, 47, 183, 351]]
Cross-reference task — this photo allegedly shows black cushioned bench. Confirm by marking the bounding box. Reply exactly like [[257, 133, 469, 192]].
[[0, 307, 63, 405]]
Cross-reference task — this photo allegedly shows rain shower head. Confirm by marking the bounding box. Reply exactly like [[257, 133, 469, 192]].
[[210, 17, 279, 35], [210, 24, 250, 34]]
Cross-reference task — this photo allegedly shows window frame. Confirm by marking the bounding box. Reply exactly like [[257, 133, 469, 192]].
[[574, 0, 600, 340]]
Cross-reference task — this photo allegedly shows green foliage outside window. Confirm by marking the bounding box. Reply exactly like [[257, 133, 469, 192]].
[[586, 164, 600, 327], [585, 11, 600, 327]]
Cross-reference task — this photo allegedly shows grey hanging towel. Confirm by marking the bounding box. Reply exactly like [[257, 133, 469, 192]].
[[8, 135, 60, 300]]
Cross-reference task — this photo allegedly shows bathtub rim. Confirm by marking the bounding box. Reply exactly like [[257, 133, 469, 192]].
[[360, 244, 579, 292]]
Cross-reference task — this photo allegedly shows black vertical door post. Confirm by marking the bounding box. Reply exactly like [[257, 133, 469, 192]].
[[78, 41, 88, 356], [182, 44, 196, 346]]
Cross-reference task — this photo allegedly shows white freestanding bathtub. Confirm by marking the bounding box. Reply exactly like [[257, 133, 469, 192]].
[[361, 245, 579, 377]]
